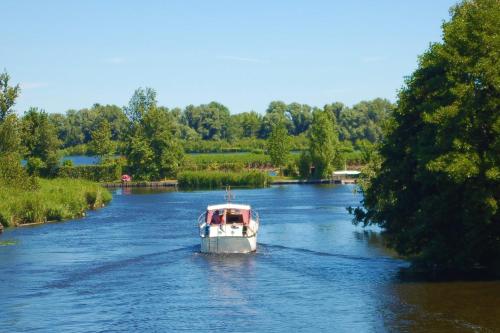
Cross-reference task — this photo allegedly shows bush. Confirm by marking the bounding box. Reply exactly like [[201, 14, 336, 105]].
[[57, 162, 121, 182], [183, 153, 272, 171], [177, 170, 271, 189]]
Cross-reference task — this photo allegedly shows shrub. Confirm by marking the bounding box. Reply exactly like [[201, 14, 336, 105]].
[[57, 162, 121, 182], [177, 170, 271, 189]]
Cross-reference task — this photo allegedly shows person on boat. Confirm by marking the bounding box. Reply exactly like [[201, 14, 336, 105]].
[[211, 210, 222, 224]]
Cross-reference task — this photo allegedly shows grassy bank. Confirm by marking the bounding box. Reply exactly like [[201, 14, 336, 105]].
[[177, 170, 271, 189], [0, 178, 112, 227]]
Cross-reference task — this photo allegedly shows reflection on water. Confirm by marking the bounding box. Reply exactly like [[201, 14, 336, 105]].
[[0, 185, 499, 332]]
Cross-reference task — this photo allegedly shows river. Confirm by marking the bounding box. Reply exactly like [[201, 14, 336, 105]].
[[0, 185, 499, 332]]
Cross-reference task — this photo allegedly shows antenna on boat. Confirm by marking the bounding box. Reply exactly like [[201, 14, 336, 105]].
[[225, 186, 234, 204]]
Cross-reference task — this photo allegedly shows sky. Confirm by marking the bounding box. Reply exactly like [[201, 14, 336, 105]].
[[1, 0, 458, 115]]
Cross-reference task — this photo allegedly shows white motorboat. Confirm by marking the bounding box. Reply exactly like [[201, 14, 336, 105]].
[[198, 192, 259, 253]]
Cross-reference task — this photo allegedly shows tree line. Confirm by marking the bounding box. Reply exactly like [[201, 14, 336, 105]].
[[45, 96, 392, 149]]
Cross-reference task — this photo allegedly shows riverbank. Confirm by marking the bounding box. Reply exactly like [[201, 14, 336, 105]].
[[101, 177, 358, 188], [0, 178, 112, 228]]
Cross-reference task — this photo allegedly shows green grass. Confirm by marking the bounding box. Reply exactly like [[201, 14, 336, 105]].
[[177, 170, 271, 189], [0, 178, 112, 227]]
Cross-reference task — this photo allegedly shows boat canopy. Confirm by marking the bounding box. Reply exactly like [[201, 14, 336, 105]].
[[206, 203, 251, 225], [207, 203, 251, 211]]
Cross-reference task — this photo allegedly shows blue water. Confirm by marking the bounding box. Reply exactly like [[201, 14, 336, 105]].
[[61, 155, 99, 165], [1, 185, 498, 332]]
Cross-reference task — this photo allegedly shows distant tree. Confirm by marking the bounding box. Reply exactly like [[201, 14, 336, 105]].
[[352, 0, 500, 274], [126, 132, 157, 180], [0, 115, 22, 155], [182, 102, 231, 140], [123, 87, 157, 124], [231, 111, 262, 138], [286, 103, 313, 135], [21, 108, 61, 176], [309, 109, 339, 178], [124, 88, 184, 179], [143, 107, 184, 178], [89, 119, 114, 161], [260, 101, 292, 138], [0, 71, 20, 122], [266, 122, 290, 174], [337, 98, 394, 143]]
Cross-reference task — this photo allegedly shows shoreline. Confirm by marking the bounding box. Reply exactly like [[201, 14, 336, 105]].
[[101, 178, 358, 188]]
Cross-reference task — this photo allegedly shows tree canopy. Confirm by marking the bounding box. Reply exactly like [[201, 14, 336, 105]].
[[353, 0, 500, 274]]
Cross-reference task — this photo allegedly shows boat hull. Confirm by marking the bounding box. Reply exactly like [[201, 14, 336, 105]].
[[200, 235, 257, 254]]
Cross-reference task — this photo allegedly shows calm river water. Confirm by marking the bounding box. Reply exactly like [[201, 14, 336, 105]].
[[0, 185, 499, 332]]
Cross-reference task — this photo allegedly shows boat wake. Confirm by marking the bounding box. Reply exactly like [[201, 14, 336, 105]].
[[259, 243, 398, 263], [46, 245, 197, 290]]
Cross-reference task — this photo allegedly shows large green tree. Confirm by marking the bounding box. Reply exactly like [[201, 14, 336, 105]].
[[309, 109, 340, 178], [21, 108, 61, 176], [353, 0, 500, 273], [124, 88, 184, 180]]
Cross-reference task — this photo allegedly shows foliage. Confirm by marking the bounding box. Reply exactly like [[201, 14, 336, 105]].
[[352, 0, 500, 274], [0, 114, 22, 155], [0, 153, 39, 190], [89, 118, 115, 159], [177, 170, 271, 189], [183, 153, 272, 171], [124, 88, 184, 180], [182, 102, 231, 140], [21, 108, 61, 177], [57, 162, 122, 182], [0, 71, 20, 122], [0, 178, 111, 227], [336, 98, 394, 143], [309, 109, 340, 178], [266, 122, 290, 173]]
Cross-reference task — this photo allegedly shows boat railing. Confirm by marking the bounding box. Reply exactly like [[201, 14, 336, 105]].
[[198, 212, 208, 237]]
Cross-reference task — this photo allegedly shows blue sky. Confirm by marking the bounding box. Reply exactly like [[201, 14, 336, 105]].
[[1, 0, 457, 115]]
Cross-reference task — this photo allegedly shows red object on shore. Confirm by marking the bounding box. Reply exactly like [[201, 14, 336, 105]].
[[121, 174, 132, 182]]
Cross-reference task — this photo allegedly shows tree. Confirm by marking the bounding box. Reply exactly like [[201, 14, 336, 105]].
[[260, 101, 292, 138], [0, 71, 20, 122], [181, 102, 231, 140], [124, 88, 184, 180], [90, 119, 114, 160], [21, 108, 61, 176], [336, 98, 394, 143], [286, 103, 313, 135], [123, 87, 157, 124], [309, 109, 340, 178], [266, 122, 290, 174], [0, 115, 22, 155], [126, 132, 157, 180], [352, 0, 500, 274]]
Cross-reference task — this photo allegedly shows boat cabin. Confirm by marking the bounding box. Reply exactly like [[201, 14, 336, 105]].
[[205, 203, 251, 225]]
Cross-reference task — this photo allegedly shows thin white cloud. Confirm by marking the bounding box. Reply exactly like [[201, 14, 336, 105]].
[[20, 82, 48, 90], [217, 55, 267, 64], [103, 57, 127, 64], [360, 56, 384, 64]]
